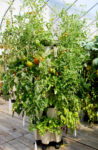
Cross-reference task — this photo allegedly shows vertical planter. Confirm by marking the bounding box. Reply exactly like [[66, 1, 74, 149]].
[[34, 108, 62, 145]]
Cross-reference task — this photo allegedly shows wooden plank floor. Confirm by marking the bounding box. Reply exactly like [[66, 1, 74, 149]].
[[0, 97, 98, 150]]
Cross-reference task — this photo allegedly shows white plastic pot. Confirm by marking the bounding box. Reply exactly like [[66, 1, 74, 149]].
[[34, 130, 62, 145]]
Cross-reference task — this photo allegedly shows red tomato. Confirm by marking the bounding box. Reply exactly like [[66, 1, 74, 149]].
[[34, 58, 39, 65]]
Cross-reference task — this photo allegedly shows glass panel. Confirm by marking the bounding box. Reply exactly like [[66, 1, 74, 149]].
[[0, 0, 97, 38], [48, 0, 76, 12], [68, 0, 98, 19], [0, 1, 8, 22]]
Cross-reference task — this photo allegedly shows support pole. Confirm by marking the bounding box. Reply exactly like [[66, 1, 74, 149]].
[[9, 98, 12, 114]]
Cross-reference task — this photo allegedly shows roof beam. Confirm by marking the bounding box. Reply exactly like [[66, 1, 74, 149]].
[[80, 3, 98, 19], [0, 0, 15, 29]]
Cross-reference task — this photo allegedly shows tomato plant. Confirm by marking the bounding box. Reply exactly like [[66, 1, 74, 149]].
[[0, 0, 89, 135], [80, 37, 98, 123]]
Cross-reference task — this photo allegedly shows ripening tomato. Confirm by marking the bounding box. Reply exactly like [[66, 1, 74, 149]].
[[56, 72, 59, 76], [6, 35, 8, 38], [13, 71, 16, 75], [33, 55, 35, 58], [49, 68, 54, 74], [7, 19, 10, 25], [26, 61, 33, 67], [39, 30, 42, 33], [28, 12, 32, 15], [34, 58, 39, 65], [33, 11, 36, 14], [65, 32, 68, 37], [40, 57, 44, 61]]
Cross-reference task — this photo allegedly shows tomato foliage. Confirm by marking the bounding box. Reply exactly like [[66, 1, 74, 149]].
[[0, 0, 94, 134]]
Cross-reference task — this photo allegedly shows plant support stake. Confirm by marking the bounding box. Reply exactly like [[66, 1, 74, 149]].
[[74, 129, 77, 137], [23, 111, 26, 127], [34, 131, 37, 150], [9, 99, 12, 114]]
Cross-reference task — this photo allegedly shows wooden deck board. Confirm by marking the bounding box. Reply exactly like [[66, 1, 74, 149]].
[[0, 99, 98, 150], [0, 111, 29, 130], [62, 138, 96, 150], [66, 125, 98, 149], [8, 139, 32, 150], [16, 136, 35, 148], [0, 143, 17, 150]]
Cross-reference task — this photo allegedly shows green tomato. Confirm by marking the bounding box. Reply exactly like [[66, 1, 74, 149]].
[[35, 39, 40, 45], [21, 56, 27, 61], [26, 61, 33, 67]]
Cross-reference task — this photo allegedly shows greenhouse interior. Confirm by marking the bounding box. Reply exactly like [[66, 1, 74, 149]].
[[0, 0, 98, 150]]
